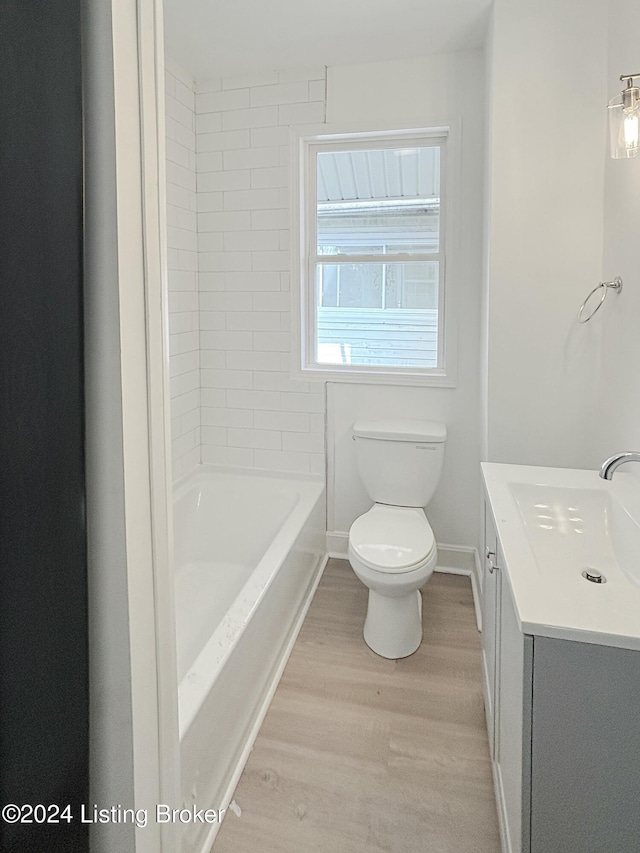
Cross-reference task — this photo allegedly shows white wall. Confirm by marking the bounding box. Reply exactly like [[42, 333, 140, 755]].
[[484, 0, 608, 469], [195, 68, 326, 474], [84, 2, 135, 847], [165, 61, 200, 480], [326, 51, 486, 552], [594, 0, 640, 463]]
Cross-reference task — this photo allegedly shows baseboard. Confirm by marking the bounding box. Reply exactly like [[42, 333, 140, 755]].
[[493, 759, 511, 853], [436, 543, 477, 573], [436, 544, 482, 631], [327, 530, 349, 558], [436, 564, 482, 633], [198, 553, 329, 853], [327, 534, 482, 632]]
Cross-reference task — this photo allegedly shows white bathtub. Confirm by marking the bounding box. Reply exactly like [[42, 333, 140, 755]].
[[174, 465, 326, 853]]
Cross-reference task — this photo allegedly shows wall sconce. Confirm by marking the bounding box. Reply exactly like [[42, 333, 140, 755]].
[[608, 74, 640, 159]]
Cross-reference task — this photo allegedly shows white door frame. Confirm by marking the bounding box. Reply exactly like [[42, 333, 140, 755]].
[[84, 0, 179, 850], [136, 0, 181, 848]]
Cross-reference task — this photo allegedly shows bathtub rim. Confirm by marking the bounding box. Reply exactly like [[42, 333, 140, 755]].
[[173, 462, 325, 498]]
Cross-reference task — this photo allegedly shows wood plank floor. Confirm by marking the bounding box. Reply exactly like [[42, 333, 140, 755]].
[[213, 559, 500, 853]]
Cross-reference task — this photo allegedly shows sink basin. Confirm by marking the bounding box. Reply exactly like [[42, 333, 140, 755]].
[[482, 462, 640, 651], [510, 483, 640, 588]]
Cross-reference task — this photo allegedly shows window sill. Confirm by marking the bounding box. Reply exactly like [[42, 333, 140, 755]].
[[293, 365, 456, 388]]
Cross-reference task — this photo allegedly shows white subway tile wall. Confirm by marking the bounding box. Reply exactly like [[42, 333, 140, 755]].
[[166, 63, 200, 479], [196, 67, 327, 475]]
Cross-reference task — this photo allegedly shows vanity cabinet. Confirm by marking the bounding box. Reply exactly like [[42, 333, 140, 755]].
[[482, 492, 640, 853]]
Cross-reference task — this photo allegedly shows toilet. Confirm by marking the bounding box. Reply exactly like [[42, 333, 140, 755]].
[[347, 419, 447, 659]]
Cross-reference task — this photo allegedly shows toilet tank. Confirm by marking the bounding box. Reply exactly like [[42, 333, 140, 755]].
[[353, 419, 447, 508]]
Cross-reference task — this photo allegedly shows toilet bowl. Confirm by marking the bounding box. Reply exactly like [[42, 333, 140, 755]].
[[347, 418, 447, 659], [348, 504, 437, 658]]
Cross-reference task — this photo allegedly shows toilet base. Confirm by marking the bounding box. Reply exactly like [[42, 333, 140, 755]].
[[363, 589, 423, 659]]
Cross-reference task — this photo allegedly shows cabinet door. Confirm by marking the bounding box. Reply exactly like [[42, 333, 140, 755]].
[[495, 562, 530, 853], [481, 499, 500, 757], [531, 638, 640, 853]]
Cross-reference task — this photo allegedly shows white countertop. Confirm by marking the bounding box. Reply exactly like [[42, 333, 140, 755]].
[[482, 462, 640, 651]]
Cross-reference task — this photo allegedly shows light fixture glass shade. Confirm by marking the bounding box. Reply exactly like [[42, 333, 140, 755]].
[[609, 97, 640, 159]]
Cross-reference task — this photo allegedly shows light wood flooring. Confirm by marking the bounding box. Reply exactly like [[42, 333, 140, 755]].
[[213, 559, 500, 853]]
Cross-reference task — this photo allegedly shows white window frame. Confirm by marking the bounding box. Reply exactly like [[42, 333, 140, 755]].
[[291, 121, 460, 388]]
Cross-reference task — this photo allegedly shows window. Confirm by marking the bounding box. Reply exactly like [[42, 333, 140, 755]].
[[293, 126, 455, 385]]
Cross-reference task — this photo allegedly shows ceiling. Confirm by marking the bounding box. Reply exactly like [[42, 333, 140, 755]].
[[163, 0, 492, 82]]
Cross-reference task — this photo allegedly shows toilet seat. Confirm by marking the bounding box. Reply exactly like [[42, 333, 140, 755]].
[[349, 504, 435, 574]]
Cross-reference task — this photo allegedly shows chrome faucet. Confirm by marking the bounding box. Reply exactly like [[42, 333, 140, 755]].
[[599, 451, 640, 480]]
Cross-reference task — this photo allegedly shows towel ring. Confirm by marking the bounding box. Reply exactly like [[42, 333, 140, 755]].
[[577, 277, 623, 324]]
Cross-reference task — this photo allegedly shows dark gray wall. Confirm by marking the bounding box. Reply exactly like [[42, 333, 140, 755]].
[[0, 0, 88, 850]]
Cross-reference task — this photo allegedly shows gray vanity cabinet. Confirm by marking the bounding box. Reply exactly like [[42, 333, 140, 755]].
[[482, 494, 640, 853], [529, 638, 640, 852]]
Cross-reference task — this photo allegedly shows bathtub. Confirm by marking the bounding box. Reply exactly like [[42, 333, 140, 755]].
[[174, 465, 326, 853]]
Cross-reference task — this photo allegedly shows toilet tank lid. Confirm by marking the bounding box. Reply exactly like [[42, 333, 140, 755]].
[[353, 419, 447, 443]]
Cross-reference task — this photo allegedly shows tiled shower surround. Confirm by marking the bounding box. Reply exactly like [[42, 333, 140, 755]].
[[166, 63, 327, 480], [165, 64, 200, 479]]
